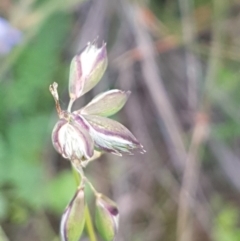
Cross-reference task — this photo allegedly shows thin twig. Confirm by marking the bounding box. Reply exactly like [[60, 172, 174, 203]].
[[176, 0, 226, 240], [176, 0, 202, 240], [178, 0, 199, 111], [125, 2, 187, 171], [84, 205, 97, 241], [176, 113, 209, 241], [119, 2, 213, 238]]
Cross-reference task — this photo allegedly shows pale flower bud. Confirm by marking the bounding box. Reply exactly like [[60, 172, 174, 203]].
[[69, 41, 107, 101], [51, 113, 94, 161], [76, 114, 145, 156], [95, 194, 119, 241], [60, 187, 85, 241]]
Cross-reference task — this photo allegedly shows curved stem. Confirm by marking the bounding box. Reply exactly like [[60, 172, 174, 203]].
[[68, 98, 75, 112], [72, 164, 82, 185], [84, 177, 99, 196]]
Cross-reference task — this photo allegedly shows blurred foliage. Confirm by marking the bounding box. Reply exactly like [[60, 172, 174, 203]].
[[213, 204, 240, 241], [0, 7, 73, 226]]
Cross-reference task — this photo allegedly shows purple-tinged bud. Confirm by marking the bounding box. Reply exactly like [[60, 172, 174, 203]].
[[95, 194, 119, 241], [69, 41, 107, 101], [78, 89, 131, 117], [52, 114, 94, 161], [60, 187, 85, 241], [77, 115, 145, 156]]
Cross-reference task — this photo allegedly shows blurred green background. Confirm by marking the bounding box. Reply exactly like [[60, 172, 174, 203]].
[[0, 0, 240, 240]]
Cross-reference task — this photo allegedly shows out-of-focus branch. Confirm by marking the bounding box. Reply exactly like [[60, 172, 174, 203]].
[[176, 113, 209, 241], [118, 2, 212, 238], [209, 138, 240, 192], [116, 1, 228, 240], [117, 60, 212, 237], [124, 2, 187, 171], [176, 0, 226, 240], [73, 0, 108, 53], [178, 0, 199, 111], [113, 36, 179, 66], [176, 0, 203, 240]]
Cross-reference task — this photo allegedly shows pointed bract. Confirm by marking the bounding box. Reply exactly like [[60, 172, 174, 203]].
[[95, 194, 119, 241], [68, 41, 107, 101], [52, 116, 94, 161], [79, 89, 130, 117], [60, 187, 85, 241], [81, 42, 107, 96], [78, 115, 144, 156], [52, 118, 68, 154], [68, 55, 84, 101]]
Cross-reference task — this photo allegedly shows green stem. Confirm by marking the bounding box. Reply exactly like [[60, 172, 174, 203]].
[[67, 98, 75, 112], [85, 177, 99, 196], [71, 164, 97, 241], [85, 205, 97, 241], [72, 164, 81, 185]]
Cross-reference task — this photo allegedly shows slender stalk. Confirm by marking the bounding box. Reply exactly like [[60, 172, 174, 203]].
[[85, 177, 99, 196], [67, 98, 75, 112], [72, 165, 81, 185], [84, 205, 97, 241], [49, 82, 62, 117]]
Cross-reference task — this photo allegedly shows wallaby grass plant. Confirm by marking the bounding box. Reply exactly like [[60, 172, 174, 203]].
[[49, 39, 145, 241]]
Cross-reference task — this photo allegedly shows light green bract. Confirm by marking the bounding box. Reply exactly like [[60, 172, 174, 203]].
[[79, 89, 131, 117], [95, 194, 119, 241], [60, 187, 85, 241]]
